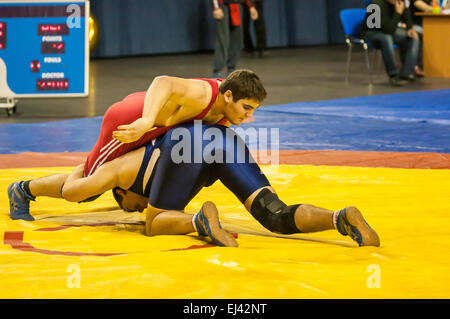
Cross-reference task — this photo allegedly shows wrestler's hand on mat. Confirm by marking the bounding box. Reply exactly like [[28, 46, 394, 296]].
[[112, 118, 157, 143], [250, 7, 258, 20]]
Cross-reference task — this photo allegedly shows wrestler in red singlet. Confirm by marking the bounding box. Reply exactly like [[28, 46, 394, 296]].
[[84, 79, 227, 177]]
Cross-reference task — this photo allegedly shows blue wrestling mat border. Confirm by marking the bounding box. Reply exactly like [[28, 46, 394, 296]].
[[0, 89, 449, 154]]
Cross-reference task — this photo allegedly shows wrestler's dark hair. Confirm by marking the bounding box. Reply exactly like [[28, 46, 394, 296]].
[[112, 187, 125, 210], [220, 69, 267, 102]]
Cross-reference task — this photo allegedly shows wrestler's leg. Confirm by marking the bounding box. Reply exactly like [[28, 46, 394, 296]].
[[145, 202, 238, 247], [29, 173, 69, 198], [145, 204, 194, 236], [243, 187, 380, 247], [213, 127, 379, 246], [243, 187, 334, 233], [8, 173, 69, 221]]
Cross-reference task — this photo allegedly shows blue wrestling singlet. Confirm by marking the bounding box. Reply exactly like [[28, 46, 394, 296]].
[[128, 138, 161, 197], [80, 138, 160, 202], [143, 123, 271, 211]]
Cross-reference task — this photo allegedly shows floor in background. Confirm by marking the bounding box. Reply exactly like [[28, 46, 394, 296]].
[[1, 45, 450, 124], [1, 89, 449, 154]]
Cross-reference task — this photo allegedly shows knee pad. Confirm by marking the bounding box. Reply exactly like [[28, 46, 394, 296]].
[[250, 188, 301, 234]]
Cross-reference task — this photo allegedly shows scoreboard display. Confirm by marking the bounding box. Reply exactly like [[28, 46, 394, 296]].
[[0, 0, 89, 99]]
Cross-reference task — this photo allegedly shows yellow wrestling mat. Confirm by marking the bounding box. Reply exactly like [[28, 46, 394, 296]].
[[1, 165, 449, 299]]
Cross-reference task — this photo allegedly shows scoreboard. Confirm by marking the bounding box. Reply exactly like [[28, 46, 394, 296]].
[[0, 0, 89, 106]]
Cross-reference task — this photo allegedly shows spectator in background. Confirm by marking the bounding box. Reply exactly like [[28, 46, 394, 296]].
[[212, 0, 258, 78], [362, 0, 419, 86], [410, 0, 433, 77], [410, 0, 450, 76], [243, 0, 268, 58]]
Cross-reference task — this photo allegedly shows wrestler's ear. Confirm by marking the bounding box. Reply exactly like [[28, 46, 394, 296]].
[[224, 90, 234, 103]]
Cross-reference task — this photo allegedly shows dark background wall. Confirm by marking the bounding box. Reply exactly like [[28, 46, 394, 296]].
[[91, 0, 365, 58]]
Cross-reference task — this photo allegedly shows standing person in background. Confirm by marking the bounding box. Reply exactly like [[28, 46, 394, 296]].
[[212, 0, 258, 78], [243, 0, 268, 58], [361, 0, 420, 86]]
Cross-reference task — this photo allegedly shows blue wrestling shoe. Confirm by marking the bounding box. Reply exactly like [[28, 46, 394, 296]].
[[335, 207, 380, 247], [194, 202, 238, 247], [8, 181, 35, 221]]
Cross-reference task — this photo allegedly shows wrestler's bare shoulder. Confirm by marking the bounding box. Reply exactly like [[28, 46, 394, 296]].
[[111, 147, 146, 189], [155, 78, 214, 126]]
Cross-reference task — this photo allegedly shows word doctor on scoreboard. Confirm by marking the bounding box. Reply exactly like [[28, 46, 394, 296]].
[[0, 0, 89, 116]]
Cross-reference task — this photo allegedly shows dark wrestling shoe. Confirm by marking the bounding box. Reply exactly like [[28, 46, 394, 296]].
[[335, 207, 380, 247], [8, 181, 35, 221], [194, 202, 238, 247]]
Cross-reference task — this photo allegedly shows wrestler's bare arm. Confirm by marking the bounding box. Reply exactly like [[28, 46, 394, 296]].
[[145, 77, 212, 125], [62, 148, 145, 202], [112, 77, 212, 143]]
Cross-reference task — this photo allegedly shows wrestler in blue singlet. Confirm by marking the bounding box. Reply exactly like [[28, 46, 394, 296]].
[[127, 138, 162, 198], [131, 123, 270, 211]]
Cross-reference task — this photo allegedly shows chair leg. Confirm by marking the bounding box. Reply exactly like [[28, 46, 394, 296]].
[[345, 42, 352, 83], [371, 49, 377, 79], [374, 50, 382, 80], [363, 43, 372, 85]]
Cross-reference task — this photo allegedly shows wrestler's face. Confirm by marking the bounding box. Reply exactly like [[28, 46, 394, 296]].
[[223, 90, 259, 125], [117, 189, 148, 213]]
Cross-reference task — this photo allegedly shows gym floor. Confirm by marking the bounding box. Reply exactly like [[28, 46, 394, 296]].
[[2, 45, 450, 123]]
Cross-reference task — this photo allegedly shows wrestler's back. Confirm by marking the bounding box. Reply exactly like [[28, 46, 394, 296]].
[[120, 79, 224, 126]]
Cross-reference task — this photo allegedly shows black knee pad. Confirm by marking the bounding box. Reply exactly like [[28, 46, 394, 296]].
[[250, 188, 301, 234]]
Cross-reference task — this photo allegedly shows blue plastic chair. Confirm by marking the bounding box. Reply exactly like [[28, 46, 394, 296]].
[[339, 8, 373, 84]]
